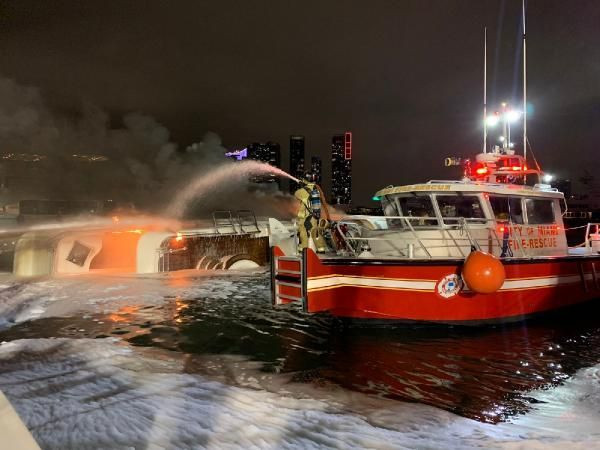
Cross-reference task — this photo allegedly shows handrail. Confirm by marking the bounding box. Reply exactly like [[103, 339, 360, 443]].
[[212, 210, 237, 234], [340, 234, 523, 258], [441, 226, 466, 257], [458, 217, 479, 250], [237, 210, 260, 233], [511, 223, 529, 258], [403, 216, 432, 258], [585, 223, 600, 252], [336, 215, 532, 259], [564, 211, 592, 219], [335, 221, 360, 253], [341, 214, 492, 222]]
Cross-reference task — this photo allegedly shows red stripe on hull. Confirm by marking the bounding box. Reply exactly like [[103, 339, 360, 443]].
[[278, 284, 302, 298], [277, 259, 301, 273]]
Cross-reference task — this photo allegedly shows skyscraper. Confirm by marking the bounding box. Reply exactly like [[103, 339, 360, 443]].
[[246, 141, 281, 187], [331, 132, 352, 204], [289, 135, 305, 193], [311, 156, 322, 186]]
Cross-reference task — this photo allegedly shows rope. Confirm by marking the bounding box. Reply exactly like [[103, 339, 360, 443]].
[[526, 137, 542, 172]]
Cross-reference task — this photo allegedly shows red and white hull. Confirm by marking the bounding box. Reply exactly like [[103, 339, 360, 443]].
[[272, 247, 600, 324]]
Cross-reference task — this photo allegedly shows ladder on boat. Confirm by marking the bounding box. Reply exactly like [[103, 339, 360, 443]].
[[271, 248, 306, 310]]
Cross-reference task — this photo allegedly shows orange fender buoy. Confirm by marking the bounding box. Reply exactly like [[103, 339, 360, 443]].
[[462, 250, 505, 294]]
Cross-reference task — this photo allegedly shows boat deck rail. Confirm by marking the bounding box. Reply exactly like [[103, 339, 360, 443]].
[[424, 180, 559, 192], [212, 210, 261, 235], [335, 215, 511, 259], [584, 223, 600, 252], [160, 210, 263, 239], [564, 211, 593, 219], [333, 215, 596, 260], [156, 210, 264, 271]]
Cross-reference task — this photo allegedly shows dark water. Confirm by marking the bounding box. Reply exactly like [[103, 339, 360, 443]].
[[2, 271, 600, 424]]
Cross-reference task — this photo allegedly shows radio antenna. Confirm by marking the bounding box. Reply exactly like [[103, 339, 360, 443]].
[[522, 0, 527, 162], [483, 27, 488, 154]]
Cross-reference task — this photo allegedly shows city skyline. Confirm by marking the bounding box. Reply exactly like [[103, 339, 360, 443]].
[[289, 135, 305, 194], [225, 132, 352, 203], [331, 133, 352, 205]]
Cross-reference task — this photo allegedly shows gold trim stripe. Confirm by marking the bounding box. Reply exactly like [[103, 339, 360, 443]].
[[307, 274, 593, 293], [308, 274, 438, 282], [308, 285, 432, 293]]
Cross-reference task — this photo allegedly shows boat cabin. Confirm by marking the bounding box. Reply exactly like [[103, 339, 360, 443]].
[[336, 180, 569, 259]]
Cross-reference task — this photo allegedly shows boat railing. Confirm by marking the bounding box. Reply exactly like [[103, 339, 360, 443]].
[[236, 210, 261, 234], [171, 210, 262, 236], [212, 210, 239, 234], [335, 215, 530, 259], [584, 223, 600, 253], [564, 211, 593, 219]]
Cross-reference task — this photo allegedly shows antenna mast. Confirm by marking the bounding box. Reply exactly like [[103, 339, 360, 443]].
[[522, 0, 527, 162], [483, 27, 487, 153]]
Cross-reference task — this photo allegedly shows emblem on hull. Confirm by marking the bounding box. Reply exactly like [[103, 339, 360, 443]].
[[436, 274, 463, 299]]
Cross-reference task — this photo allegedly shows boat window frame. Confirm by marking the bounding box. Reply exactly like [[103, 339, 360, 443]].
[[431, 192, 488, 227], [487, 194, 526, 226], [523, 197, 557, 225], [381, 195, 400, 217], [388, 193, 441, 228], [380, 195, 403, 229]]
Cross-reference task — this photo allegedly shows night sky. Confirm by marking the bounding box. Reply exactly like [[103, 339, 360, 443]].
[[0, 0, 598, 204]]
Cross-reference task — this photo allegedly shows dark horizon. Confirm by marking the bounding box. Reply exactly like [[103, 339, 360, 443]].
[[0, 0, 598, 204]]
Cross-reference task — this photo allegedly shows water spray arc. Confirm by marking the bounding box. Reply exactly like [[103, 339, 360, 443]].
[[166, 160, 299, 218]]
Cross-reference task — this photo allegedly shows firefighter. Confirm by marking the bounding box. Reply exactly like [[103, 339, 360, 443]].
[[294, 173, 326, 251]]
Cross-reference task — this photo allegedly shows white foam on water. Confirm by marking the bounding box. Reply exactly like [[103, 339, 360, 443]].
[[502, 365, 600, 447], [0, 272, 256, 331], [1, 273, 600, 448], [1, 338, 599, 449], [0, 338, 488, 449]]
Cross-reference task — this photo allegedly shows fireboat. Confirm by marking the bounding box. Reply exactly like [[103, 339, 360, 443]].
[[270, 150, 600, 324], [270, 9, 600, 324], [270, 11, 600, 324]]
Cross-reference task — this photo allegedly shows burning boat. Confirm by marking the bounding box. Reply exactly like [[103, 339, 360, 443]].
[[4, 209, 282, 276]]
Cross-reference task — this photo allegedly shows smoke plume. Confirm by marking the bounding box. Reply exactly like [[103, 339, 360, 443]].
[[0, 75, 296, 219]]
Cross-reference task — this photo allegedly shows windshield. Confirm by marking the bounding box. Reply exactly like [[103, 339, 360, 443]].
[[436, 195, 486, 224], [489, 196, 524, 224], [396, 195, 438, 226], [525, 198, 555, 224]]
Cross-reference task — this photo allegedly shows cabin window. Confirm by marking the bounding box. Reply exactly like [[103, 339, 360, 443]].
[[525, 198, 555, 224], [559, 198, 567, 214], [436, 195, 485, 224], [66, 241, 92, 267], [381, 196, 403, 228], [396, 195, 437, 226], [381, 196, 399, 217], [489, 196, 524, 224]]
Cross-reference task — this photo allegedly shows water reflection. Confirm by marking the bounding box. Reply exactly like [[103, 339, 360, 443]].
[[2, 273, 600, 423]]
